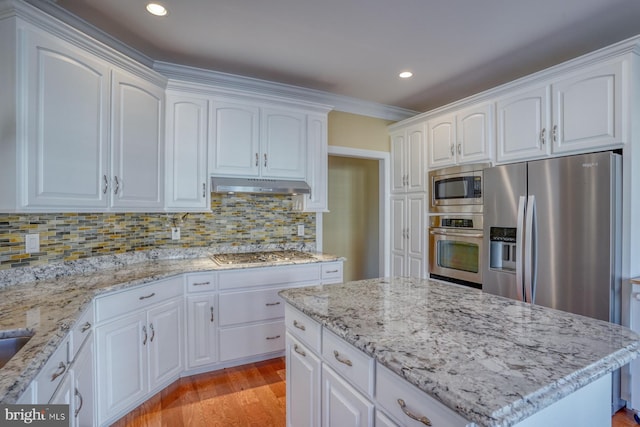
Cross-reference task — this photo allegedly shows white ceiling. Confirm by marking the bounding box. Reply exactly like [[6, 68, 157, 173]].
[[51, 0, 640, 112]]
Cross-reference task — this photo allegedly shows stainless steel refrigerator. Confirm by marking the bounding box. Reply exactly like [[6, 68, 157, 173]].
[[483, 151, 621, 322]]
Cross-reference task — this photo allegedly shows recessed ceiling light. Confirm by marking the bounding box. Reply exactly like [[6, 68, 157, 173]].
[[399, 71, 413, 79], [146, 3, 168, 16]]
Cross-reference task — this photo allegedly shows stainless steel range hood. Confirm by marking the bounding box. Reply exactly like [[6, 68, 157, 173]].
[[211, 177, 311, 195]]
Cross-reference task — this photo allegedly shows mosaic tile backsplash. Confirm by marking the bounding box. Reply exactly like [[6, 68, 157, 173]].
[[0, 194, 315, 271]]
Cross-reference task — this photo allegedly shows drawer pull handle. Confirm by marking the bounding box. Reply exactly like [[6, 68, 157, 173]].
[[50, 362, 67, 382], [80, 321, 91, 333], [139, 292, 156, 300], [293, 320, 306, 331], [266, 335, 281, 340], [333, 350, 353, 367], [211, 306, 214, 323], [193, 281, 211, 286], [397, 399, 432, 426], [266, 301, 281, 306], [150, 323, 155, 342], [142, 325, 148, 345], [325, 269, 339, 273], [74, 388, 83, 417], [294, 344, 306, 357]]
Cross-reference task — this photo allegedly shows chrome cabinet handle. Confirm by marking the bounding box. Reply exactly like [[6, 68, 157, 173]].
[[457, 143, 461, 155], [192, 281, 211, 286], [210, 306, 214, 323], [294, 344, 306, 357], [74, 388, 83, 418], [150, 323, 155, 342], [266, 335, 281, 340], [255, 153, 259, 167], [333, 350, 353, 367], [293, 320, 306, 331], [142, 325, 147, 345], [113, 176, 120, 194], [325, 270, 339, 274], [264, 153, 267, 167], [450, 144, 455, 156], [540, 128, 546, 145], [50, 362, 66, 382], [102, 175, 108, 194], [139, 293, 156, 300], [552, 124, 558, 142], [202, 182, 206, 198], [265, 301, 281, 306], [80, 322, 91, 333], [397, 399, 432, 426]]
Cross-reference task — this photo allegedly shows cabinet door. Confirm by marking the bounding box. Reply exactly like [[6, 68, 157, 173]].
[[390, 132, 406, 193], [186, 294, 218, 369], [210, 100, 260, 176], [49, 371, 74, 424], [147, 298, 183, 390], [496, 85, 550, 163], [456, 102, 493, 164], [427, 113, 456, 169], [406, 124, 426, 192], [23, 29, 110, 209], [301, 113, 328, 211], [391, 196, 406, 256], [73, 338, 95, 427], [96, 312, 147, 424], [165, 94, 209, 210], [552, 60, 623, 154], [111, 70, 164, 210], [286, 333, 321, 427], [406, 194, 425, 279], [321, 364, 373, 427], [261, 108, 307, 179]]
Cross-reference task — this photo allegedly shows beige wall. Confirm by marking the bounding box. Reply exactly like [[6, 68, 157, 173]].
[[328, 111, 394, 152]]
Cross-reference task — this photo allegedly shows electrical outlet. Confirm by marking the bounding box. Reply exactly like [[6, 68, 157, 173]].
[[25, 233, 39, 253], [297, 225, 304, 237], [171, 227, 181, 240]]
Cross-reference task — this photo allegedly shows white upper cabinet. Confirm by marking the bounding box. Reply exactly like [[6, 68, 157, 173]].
[[551, 60, 624, 154], [210, 100, 307, 180], [391, 123, 426, 193], [22, 28, 110, 209], [110, 70, 164, 210], [427, 102, 493, 169], [496, 84, 551, 163], [165, 93, 209, 211], [296, 113, 329, 212]]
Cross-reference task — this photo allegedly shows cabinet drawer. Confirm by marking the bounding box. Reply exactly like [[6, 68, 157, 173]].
[[219, 320, 285, 361], [322, 329, 374, 397], [68, 304, 94, 362], [219, 287, 285, 326], [375, 362, 469, 427], [95, 276, 183, 323], [284, 304, 321, 353], [36, 335, 70, 403], [186, 271, 217, 293], [321, 261, 343, 284], [218, 264, 321, 290]]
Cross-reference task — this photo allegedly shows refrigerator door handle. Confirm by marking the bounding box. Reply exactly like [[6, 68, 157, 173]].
[[515, 196, 526, 301], [524, 195, 537, 304]]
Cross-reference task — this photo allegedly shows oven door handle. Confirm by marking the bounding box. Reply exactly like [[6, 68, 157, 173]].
[[429, 230, 483, 238]]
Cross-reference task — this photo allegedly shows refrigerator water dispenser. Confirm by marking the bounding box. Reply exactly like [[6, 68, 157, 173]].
[[489, 227, 516, 271]]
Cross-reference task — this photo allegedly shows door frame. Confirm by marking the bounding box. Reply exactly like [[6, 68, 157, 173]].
[[316, 146, 390, 277]]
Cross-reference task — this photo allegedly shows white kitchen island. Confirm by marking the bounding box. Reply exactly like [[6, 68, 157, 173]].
[[279, 277, 640, 427]]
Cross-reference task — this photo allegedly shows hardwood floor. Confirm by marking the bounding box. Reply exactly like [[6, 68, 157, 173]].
[[111, 357, 637, 427]]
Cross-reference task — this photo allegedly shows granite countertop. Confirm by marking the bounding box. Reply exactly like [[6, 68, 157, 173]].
[[0, 249, 342, 403], [279, 277, 640, 427]]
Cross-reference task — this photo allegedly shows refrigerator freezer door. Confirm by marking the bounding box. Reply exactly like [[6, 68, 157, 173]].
[[483, 163, 527, 300], [527, 152, 618, 322]]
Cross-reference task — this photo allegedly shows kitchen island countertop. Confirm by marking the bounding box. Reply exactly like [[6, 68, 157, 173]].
[[279, 277, 640, 427], [0, 249, 341, 403]]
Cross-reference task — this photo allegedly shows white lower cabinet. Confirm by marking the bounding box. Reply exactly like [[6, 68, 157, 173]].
[[186, 293, 218, 369], [322, 364, 373, 427], [375, 410, 398, 427], [219, 320, 285, 361], [73, 338, 95, 427], [286, 332, 321, 427]]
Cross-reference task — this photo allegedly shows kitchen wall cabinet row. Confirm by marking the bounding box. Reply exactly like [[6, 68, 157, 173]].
[[16, 260, 343, 427], [0, 4, 331, 213]]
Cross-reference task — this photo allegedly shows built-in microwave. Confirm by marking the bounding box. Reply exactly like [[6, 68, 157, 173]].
[[428, 163, 489, 213]]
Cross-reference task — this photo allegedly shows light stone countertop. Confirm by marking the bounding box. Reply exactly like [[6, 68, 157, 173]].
[[0, 248, 341, 403], [279, 277, 640, 427]]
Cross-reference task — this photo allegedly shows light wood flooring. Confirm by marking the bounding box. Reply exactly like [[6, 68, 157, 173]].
[[111, 356, 637, 427]]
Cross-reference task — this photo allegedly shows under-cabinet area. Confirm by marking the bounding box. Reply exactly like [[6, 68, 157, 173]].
[[0, 255, 343, 427]]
